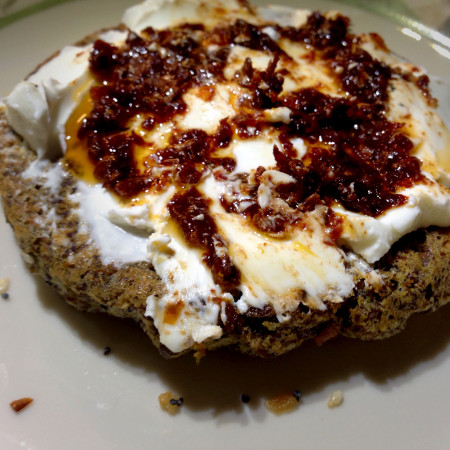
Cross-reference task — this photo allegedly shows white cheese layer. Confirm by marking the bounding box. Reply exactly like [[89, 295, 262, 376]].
[[4, 30, 127, 159], [4, 0, 450, 353], [336, 182, 450, 263]]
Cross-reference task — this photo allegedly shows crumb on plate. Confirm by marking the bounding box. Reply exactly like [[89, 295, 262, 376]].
[[159, 391, 184, 415], [264, 391, 301, 415], [0, 277, 10, 295], [328, 390, 344, 408], [10, 397, 33, 413]]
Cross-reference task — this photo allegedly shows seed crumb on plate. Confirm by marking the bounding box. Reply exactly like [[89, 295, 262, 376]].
[[264, 392, 301, 415], [328, 390, 344, 408], [158, 391, 183, 415], [0, 277, 10, 295], [10, 397, 33, 413]]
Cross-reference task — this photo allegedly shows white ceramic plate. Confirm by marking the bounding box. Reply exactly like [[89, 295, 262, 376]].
[[1, 1, 449, 449]]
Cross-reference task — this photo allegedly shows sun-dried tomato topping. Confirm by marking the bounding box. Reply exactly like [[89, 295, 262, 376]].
[[154, 128, 236, 187], [206, 18, 285, 54], [278, 11, 351, 50], [395, 68, 437, 107], [221, 301, 245, 333], [279, 89, 422, 216], [78, 15, 422, 208], [168, 187, 240, 292], [233, 54, 284, 110], [77, 26, 231, 197], [69, 12, 428, 292], [278, 13, 392, 103]]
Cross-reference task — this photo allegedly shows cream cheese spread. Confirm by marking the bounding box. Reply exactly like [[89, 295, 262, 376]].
[[4, 0, 450, 353]]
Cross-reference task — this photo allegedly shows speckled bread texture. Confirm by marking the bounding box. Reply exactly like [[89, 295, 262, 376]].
[[1, 106, 449, 358]]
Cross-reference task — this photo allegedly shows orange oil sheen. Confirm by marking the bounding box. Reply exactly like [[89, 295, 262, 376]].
[[64, 89, 96, 183]]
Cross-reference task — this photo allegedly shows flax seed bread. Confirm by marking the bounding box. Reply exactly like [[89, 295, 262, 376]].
[[0, 0, 449, 357]]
